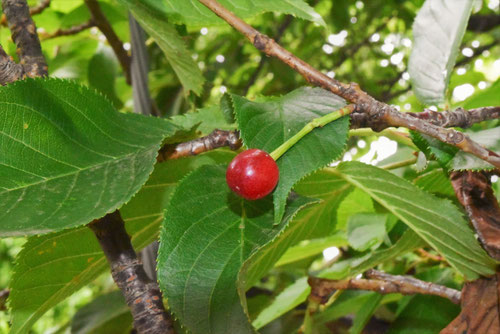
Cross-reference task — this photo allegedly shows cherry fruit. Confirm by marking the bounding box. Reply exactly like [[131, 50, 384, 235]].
[[226, 149, 279, 200]]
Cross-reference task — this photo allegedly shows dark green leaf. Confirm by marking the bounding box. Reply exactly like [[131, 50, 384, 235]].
[[87, 46, 122, 108], [387, 295, 460, 334], [0, 78, 182, 236], [9, 152, 233, 334], [241, 169, 352, 291], [157, 165, 316, 334], [350, 293, 383, 334], [232, 87, 349, 223], [117, 0, 204, 95]]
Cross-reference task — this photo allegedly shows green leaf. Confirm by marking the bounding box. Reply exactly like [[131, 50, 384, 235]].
[[322, 229, 425, 280], [335, 161, 496, 279], [232, 87, 349, 223], [387, 295, 460, 334], [409, 0, 473, 104], [220, 93, 236, 124], [87, 45, 123, 109], [157, 165, 317, 334], [254, 229, 423, 329], [315, 292, 399, 326], [170, 106, 236, 135], [275, 232, 347, 267], [117, 0, 204, 95], [0, 78, 182, 236], [241, 169, 352, 291], [252, 277, 309, 330], [347, 213, 388, 252], [414, 169, 455, 197], [162, 0, 325, 27], [71, 291, 132, 334], [350, 293, 383, 334], [9, 152, 233, 334], [411, 131, 458, 167], [336, 187, 374, 230]]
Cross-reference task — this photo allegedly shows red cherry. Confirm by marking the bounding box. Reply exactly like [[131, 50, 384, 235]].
[[226, 149, 280, 200]]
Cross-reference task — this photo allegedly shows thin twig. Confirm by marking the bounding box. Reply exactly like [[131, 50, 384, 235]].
[[89, 212, 175, 334], [0, 0, 50, 26], [0, 288, 9, 311], [157, 129, 241, 162], [84, 0, 131, 84], [198, 0, 500, 169], [308, 270, 461, 305], [2, 0, 48, 77], [40, 19, 95, 40]]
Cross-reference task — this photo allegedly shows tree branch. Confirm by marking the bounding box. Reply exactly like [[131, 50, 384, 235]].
[[197, 0, 500, 169], [450, 171, 500, 261], [89, 211, 175, 334], [308, 269, 461, 305], [40, 19, 95, 40], [157, 129, 241, 162], [158, 105, 499, 161], [0, 0, 50, 26], [0, 44, 25, 84], [2, 0, 48, 78], [84, 0, 131, 84]]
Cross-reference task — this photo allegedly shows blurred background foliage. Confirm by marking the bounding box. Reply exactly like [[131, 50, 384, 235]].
[[0, 0, 498, 332]]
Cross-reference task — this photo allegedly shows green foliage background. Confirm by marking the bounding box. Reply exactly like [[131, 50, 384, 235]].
[[0, 0, 498, 333]]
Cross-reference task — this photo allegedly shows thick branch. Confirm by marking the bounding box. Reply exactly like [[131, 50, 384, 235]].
[[0, 44, 25, 84], [41, 19, 95, 40], [198, 0, 500, 169], [450, 171, 500, 261], [2, 0, 48, 77], [157, 129, 241, 162], [308, 269, 461, 305], [89, 212, 174, 334], [84, 0, 131, 84], [0, 0, 50, 26]]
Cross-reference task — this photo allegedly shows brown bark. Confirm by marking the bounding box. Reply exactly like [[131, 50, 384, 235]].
[[441, 274, 500, 334], [89, 212, 175, 334]]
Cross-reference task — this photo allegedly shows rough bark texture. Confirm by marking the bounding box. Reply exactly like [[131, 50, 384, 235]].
[[451, 171, 500, 261], [157, 129, 241, 162], [90, 212, 174, 334], [441, 274, 500, 334], [2, 0, 47, 77]]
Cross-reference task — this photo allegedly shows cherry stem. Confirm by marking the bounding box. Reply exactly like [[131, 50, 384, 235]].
[[270, 105, 355, 161]]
